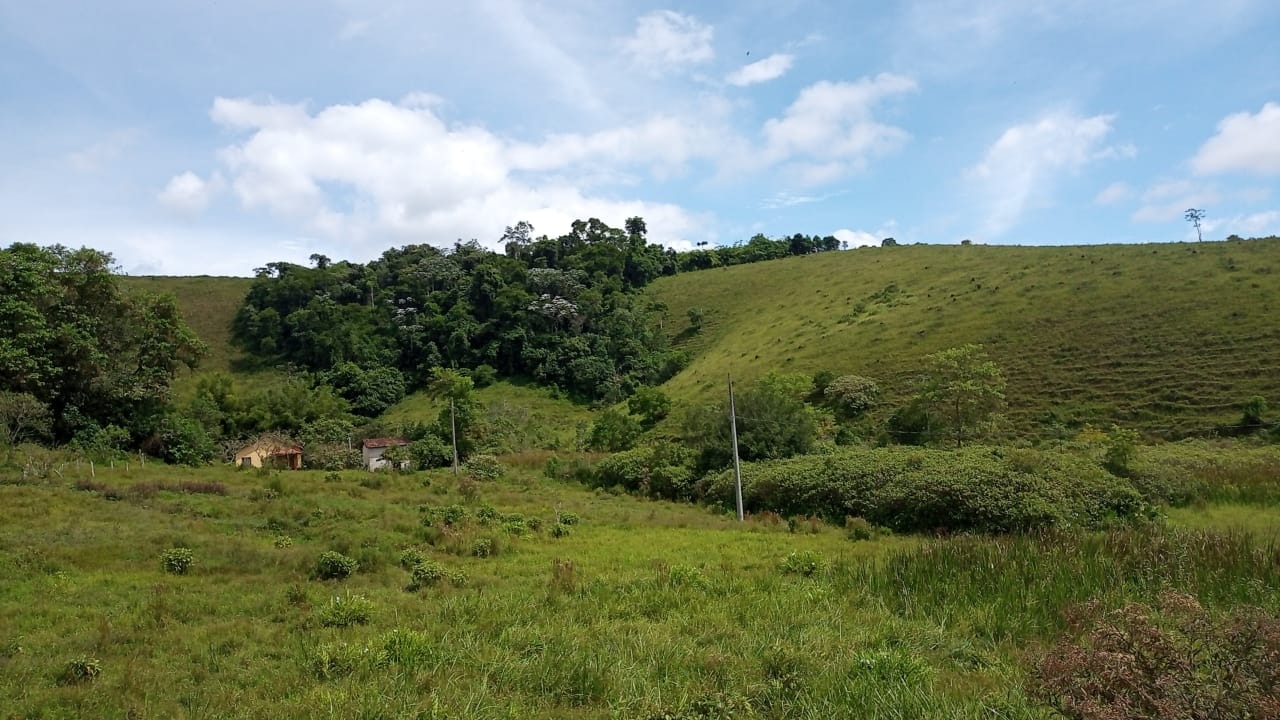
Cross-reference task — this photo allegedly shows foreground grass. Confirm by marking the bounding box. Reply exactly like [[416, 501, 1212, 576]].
[[3, 461, 1279, 719]]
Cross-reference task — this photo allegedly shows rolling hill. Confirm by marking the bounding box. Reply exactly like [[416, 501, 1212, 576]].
[[126, 237, 1280, 439], [650, 237, 1280, 438]]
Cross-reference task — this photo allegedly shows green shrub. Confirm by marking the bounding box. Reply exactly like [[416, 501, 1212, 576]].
[[408, 560, 445, 591], [587, 408, 642, 452], [463, 454, 504, 481], [161, 547, 194, 575], [551, 523, 571, 539], [557, 511, 580, 526], [318, 593, 374, 627], [57, 657, 102, 685], [273, 535, 293, 548], [311, 641, 373, 680], [378, 629, 434, 669], [472, 537, 494, 558], [398, 548, 426, 569], [447, 570, 468, 587], [700, 446, 1146, 534], [844, 516, 877, 541], [475, 504, 501, 525], [315, 551, 358, 580], [780, 551, 828, 577], [593, 444, 696, 500], [1103, 425, 1139, 476]]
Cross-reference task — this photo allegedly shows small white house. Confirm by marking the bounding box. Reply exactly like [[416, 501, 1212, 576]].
[[361, 437, 411, 471]]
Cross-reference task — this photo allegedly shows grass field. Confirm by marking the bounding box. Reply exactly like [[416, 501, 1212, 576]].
[[651, 237, 1280, 438], [4, 452, 1280, 719]]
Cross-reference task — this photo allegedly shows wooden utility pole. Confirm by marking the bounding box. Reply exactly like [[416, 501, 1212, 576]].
[[728, 374, 744, 522], [450, 398, 460, 475]]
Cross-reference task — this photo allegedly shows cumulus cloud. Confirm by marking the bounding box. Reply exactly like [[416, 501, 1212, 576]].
[[968, 112, 1125, 236], [169, 96, 709, 250], [762, 73, 918, 184], [622, 10, 714, 74], [1191, 102, 1280, 175], [1202, 209, 1280, 238], [833, 228, 880, 247], [158, 171, 223, 213], [726, 53, 794, 87]]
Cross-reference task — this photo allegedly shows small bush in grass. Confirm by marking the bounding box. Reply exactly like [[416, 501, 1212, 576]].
[[273, 535, 293, 548], [379, 629, 434, 668], [780, 550, 827, 577], [1033, 591, 1280, 720], [845, 516, 878, 541], [58, 657, 102, 685], [318, 593, 374, 627], [311, 642, 373, 680], [551, 522, 571, 539], [161, 547, 194, 575], [447, 570, 468, 587], [557, 511, 580, 526], [398, 548, 426, 569], [475, 504, 501, 525], [324, 471, 342, 483], [408, 561, 445, 591], [436, 505, 468, 527], [315, 551, 357, 580], [1103, 425, 1139, 476], [464, 454, 504, 481], [472, 537, 494, 558]]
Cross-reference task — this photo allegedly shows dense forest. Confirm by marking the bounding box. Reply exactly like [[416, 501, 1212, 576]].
[[232, 218, 844, 409]]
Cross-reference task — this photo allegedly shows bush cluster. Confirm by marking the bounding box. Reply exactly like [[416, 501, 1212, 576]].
[[1033, 591, 1280, 719], [315, 551, 358, 580], [701, 446, 1148, 533], [161, 547, 195, 575], [318, 593, 374, 627]]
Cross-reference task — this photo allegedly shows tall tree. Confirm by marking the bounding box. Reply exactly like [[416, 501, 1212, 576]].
[[917, 344, 1006, 446], [0, 244, 206, 440], [1184, 208, 1206, 242]]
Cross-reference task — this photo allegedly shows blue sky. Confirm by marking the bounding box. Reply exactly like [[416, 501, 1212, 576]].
[[3, 0, 1280, 275]]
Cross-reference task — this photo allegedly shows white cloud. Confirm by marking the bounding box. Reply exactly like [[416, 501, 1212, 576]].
[[762, 74, 918, 184], [761, 190, 837, 209], [158, 171, 223, 214], [833, 228, 880, 247], [1192, 102, 1280, 176], [1094, 181, 1132, 205], [170, 96, 709, 251], [622, 10, 714, 74], [726, 53, 794, 87], [1132, 180, 1221, 223], [968, 112, 1123, 236], [1201, 210, 1280, 238]]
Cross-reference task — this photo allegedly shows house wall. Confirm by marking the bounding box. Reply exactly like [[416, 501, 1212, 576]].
[[363, 446, 408, 471], [235, 446, 302, 469]]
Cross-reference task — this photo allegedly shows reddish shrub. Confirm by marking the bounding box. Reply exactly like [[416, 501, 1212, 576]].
[[1033, 591, 1280, 719]]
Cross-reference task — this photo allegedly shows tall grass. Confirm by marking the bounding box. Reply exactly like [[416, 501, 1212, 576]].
[[843, 525, 1280, 644]]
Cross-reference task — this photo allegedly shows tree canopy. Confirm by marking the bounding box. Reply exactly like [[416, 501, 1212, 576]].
[[0, 243, 205, 442]]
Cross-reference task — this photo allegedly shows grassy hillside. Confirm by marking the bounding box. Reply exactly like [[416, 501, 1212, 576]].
[[651, 237, 1280, 438]]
